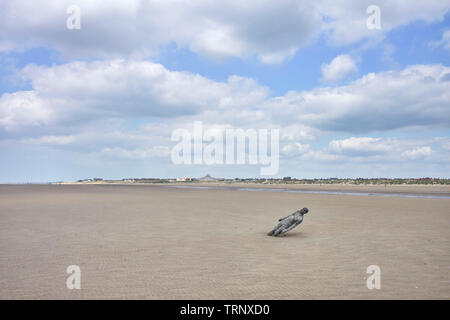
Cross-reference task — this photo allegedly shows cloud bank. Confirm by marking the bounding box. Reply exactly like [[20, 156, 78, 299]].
[[1, 0, 449, 62]]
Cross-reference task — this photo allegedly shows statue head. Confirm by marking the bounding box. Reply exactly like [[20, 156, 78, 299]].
[[298, 208, 309, 215]]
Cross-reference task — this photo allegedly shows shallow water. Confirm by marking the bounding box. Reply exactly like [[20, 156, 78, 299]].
[[168, 185, 450, 199]]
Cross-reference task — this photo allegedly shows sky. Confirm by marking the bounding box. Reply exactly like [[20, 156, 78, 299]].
[[0, 0, 450, 182]]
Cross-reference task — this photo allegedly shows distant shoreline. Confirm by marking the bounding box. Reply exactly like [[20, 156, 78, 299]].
[[1, 181, 443, 199], [166, 184, 450, 199], [54, 180, 450, 190], [3, 180, 450, 198]]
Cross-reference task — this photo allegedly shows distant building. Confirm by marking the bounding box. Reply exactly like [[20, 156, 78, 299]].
[[198, 174, 222, 182], [176, 177, 194, 182], [77, 178, 102, 183]]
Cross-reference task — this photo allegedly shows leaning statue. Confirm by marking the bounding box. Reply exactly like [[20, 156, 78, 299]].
[[267, 208, 309, 237]]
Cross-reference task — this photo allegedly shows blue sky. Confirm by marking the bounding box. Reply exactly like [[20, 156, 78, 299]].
[[0, 0, 450, 182]]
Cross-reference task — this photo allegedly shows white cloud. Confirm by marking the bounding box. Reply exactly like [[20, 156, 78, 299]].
[[317, 0, 450, 46], [2, 61, 449, 140], [265, 64, 450, 132], [100, 146, 170, 159], [22, 135, 77, 145], [280, 125, 318, 142], [1, 60, 449, 175], [0, 0, 322, 63], [329, 137, 391, 155], [0, 91, 53, 131], [289, 137, 442, 164], [441, 139, 450, 151], [430, 30, 450, 51], [13, 128, 175, 162], [2, 61, 450, 140], [0, 0, 449, 62], [401, 146, 432, 159], [282, 142, 310, 156], [321, 54, 358, 83], [0, 60, 269, 133]]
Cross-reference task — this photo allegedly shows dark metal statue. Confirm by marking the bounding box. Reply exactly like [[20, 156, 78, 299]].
[[267, 208, 309, 236]]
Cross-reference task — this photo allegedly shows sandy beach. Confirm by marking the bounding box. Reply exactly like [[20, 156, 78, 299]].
[[0, 184, 449, 299]]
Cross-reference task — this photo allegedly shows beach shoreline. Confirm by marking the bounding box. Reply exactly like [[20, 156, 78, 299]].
[[52, 181, 450, 197]]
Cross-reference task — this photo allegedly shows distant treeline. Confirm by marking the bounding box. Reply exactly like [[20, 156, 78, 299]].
[[75, 177, 450, 185], [233, 177, 450, 185]]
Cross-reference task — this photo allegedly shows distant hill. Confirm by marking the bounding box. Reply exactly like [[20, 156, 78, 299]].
[[198, 174, 222, 181]]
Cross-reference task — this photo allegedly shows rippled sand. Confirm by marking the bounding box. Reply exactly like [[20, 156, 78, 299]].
[[0, 184, 449, 299]]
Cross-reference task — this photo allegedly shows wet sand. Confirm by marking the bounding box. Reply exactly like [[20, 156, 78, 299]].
[[0, 184, 449, 299]]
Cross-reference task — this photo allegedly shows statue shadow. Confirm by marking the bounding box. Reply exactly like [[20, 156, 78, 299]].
[[264, 231, 307, 238]]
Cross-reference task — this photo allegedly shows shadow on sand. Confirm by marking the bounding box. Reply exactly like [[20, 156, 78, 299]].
[[263, 231, 307, 238]]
